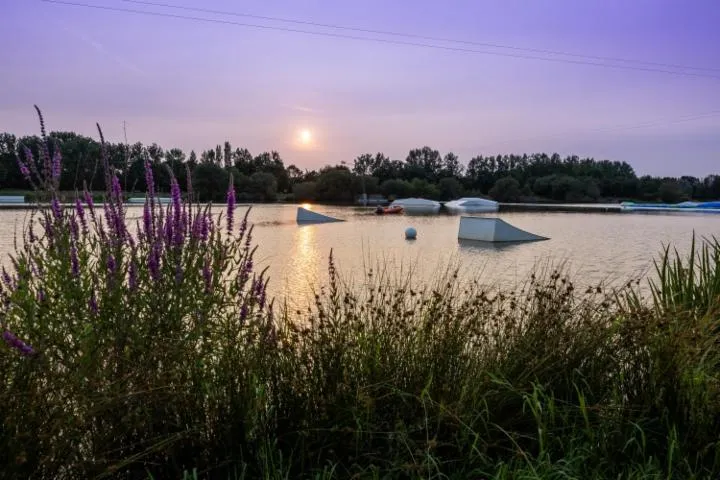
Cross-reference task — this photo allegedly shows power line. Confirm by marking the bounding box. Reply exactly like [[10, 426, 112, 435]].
[[474, 110, 720, 150], [121, 0, 720, 74], [41, 0, 720, 81]]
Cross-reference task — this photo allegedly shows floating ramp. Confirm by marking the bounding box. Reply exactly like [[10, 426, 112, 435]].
[[0, 196, 25, 204], [296, 207, 344, 224], [458, 216, 548, 242]]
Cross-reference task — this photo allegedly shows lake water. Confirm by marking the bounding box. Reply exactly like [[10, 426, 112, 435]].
[[1, 205, 718, 308]]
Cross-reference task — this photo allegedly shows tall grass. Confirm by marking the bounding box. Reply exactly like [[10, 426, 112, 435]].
[[1, 109, 719, 479]]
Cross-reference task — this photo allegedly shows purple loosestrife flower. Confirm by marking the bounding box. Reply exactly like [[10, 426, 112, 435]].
[[143, 201, 153, 240], [51, 197, 62, 221], [258, 283, 267, 311], [128, 260, 138, 291], [28, 222, 35, 243], [75, 198, 87, 233], [238, 259, 253, 287], [2, 268, 13, 290], [70, 215, 79, 241], [148, 243, 161, 281], [202, 257, 212, 294], [107, 255, 117, 276], [239, 303, 249, 324], [164, 211, 173, 246], [84, 190, 95, 214], [70, 242, 79, 278], [111, 175, 122, 202], [239, 215, 248, 239], [171, 178, 184, 247], [17, 156, 31, 183], [191, 214, 201, 241], [226, 181, 235, 234], [200, 214, 210, 241], [144, 159, 155, 199], [37, 289, 46, 303], [2, 330, 35, 356]]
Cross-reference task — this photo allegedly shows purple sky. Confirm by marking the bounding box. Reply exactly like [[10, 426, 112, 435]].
[[2, 0, 720, 176]]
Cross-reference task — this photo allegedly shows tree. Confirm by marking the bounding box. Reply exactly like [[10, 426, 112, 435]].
[[438, 177, 463, 200], [315, 167, 355, 202], [440, 152, 463, 178], [192, 162, 228, 202], [353, 153, 375, 205], [233, 148, 254, 175], [405, 146, 442, 181], [293, 181, 317, 201], [380, 179, 412, 199], [489, 177, 521, 202], [249, 172, 278, 201], [286, 164, 304, 184], [223, 141, 232, 169], [658, 181, 686, 203]]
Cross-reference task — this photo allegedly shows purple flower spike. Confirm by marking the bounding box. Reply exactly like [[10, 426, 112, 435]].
[[28, 222, 35, 243], [107, 255, 117, 275], [148, 243, 161, 281], [142, 201, 153, 240], [202, 257, 212, 294], [51, 197, 62, 221], [70, 242, 80, 278], [240, 303, 249, 323], [17, 155, 31, 182], [75, 198, 87, 233], [200, 214, 209, 241], [171, 178, 184, 247], [70, 215, 79, 241], [129, 260, 138, 291], [2, 268, 13, 290], [144, 159, 155, 199], [111, 175, 122, 201], [2, 330, 35, 356], [226, 181, 235, 234]]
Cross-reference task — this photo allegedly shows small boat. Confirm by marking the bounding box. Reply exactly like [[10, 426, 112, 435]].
[[375, 205, 404, 215]]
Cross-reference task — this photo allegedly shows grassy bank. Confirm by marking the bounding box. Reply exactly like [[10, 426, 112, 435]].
[[2, 115, 720, 479]]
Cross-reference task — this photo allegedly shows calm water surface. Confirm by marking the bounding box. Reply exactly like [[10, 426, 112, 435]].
[[1, 205, 718, 307]]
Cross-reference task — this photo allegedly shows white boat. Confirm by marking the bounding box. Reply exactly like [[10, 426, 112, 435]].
[[389, 197, 441, 215], [445, 197, 498, 214]]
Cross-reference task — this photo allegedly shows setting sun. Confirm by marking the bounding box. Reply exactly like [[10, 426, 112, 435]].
[[299, 129, 312, 144]]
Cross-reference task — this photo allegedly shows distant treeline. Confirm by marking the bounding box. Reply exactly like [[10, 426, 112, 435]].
[[0, 132, 718, 204]]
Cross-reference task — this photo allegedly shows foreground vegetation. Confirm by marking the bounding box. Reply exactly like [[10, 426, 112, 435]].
[[2, 127, 719, 205], [2, 110, 720, 479]]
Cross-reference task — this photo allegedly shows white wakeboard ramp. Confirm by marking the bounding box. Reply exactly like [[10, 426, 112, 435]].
[[458, 216, 548, 242], [296, 207, 344, 224]]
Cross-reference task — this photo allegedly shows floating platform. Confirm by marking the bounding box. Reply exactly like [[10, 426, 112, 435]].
[[0, 196, 25, 204], [458, 216, 548, 243], [296, 207, 344, 224], [499, 203, 621, 213], [620, 201, 720, 214]]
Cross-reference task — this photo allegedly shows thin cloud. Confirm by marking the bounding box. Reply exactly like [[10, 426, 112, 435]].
[[59, 22, 146, 75], [280, 104, 320, 114]]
